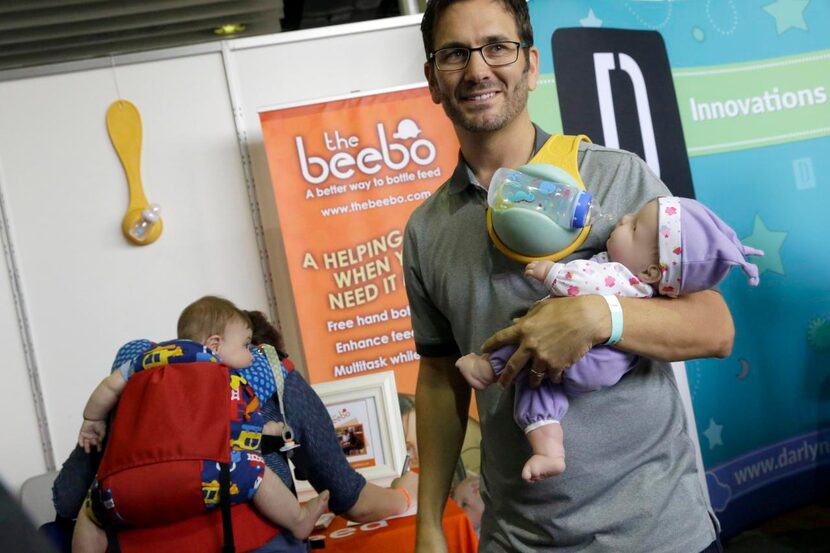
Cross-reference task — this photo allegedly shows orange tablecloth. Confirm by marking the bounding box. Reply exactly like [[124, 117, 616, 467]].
[[313, 498, 478, 553]]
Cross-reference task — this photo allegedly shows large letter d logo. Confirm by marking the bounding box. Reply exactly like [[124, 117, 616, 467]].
[[553, 28, 694, 198]]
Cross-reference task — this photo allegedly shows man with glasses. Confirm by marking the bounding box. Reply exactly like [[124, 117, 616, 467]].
[[403, 1, 730, 552]]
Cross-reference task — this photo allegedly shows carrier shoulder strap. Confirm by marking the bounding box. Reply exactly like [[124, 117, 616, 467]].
[[219, 461, 235, 553], [529, 133, 591, 185], [263, 345, 288, 419]]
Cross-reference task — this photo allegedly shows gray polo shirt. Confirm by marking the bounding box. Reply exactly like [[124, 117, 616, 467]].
[[402, 127, 716, 552]]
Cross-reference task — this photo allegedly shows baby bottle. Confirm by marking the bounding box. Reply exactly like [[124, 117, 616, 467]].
[[488, 168, 606, 229], [128, 204, 161, 241]]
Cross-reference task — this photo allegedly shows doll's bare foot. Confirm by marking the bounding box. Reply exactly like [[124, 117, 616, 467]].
[[455, 353, 496, 390], [293, 490, 330, 540], [522, 422, 566, 482], [522, 453, 566, 482]]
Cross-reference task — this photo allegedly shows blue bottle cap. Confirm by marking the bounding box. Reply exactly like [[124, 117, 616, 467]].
[[571, 190, 593, 228]]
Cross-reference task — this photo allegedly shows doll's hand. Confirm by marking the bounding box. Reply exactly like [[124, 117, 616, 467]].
[[78, 419, 107, 454], [455, 354, 496, 391], [525, 261, 555, 285]]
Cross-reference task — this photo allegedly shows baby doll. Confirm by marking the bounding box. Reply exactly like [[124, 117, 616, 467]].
[[457, 197, 764, 482]]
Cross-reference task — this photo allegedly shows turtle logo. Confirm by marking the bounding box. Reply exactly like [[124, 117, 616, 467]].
[[393, 118, 422, 140]]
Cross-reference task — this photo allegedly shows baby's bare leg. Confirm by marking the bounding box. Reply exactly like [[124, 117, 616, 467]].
[[71, 504, 108, 553], [253, 468, 330, 539], [522, 422, 566, 482]]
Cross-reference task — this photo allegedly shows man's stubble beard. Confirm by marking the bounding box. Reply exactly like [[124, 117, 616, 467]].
[[441, 67, 531, 133]]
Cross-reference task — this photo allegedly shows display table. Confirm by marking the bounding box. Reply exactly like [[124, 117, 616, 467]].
[[113, 493, 477, 552], [313, 498, 478, 553]]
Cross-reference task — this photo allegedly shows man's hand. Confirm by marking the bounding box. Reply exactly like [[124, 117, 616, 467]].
[[78, 419, 107, 453], [482, 295, 608, 388]]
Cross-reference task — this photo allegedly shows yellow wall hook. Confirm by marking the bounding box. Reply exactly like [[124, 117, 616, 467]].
[[106, 100, 163, 245]]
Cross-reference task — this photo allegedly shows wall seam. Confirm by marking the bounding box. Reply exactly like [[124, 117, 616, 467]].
[[0, 158, 55, 471], [219, 41, 281, 328]]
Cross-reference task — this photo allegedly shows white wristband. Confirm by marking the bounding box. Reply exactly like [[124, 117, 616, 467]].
[[602, 295, 623, 346]]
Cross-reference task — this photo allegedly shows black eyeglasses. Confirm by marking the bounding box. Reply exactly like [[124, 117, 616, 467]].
[[429, 41, 531, 71]]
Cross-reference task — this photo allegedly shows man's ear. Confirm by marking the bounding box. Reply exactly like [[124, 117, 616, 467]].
[[204, 334, 222, 352], [639, 264, 662, 285], [527, 46, 540, 92], [424, 62, 441, 104]]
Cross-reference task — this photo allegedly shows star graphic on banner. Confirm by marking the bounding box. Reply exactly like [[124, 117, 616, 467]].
[[703, 418, 724, 450], [580, 8, 603, 27], [743, 215, 787, 276], [763, 0, 809, 34]]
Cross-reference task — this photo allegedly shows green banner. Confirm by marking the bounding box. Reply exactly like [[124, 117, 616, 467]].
[[675, 50, 830, 155], [530, 50, 830, 157]]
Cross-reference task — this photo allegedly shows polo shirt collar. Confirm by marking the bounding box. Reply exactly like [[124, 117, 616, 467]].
[[447, 124, 551, 195]]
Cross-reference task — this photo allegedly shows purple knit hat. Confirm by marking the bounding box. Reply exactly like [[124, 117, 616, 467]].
[[657, 197, 764, 297]]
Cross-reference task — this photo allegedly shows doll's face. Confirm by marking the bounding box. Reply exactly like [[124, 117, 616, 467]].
[[606, 199, 661, 283]]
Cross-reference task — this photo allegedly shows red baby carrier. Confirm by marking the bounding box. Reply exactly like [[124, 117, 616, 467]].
[[89, 341, 280, 553]]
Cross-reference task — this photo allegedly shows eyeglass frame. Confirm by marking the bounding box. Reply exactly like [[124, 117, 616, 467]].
[[428, 40, 532, 71]]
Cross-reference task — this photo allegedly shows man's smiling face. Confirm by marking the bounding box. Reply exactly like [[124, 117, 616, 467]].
[[425, 0, 538, 134]]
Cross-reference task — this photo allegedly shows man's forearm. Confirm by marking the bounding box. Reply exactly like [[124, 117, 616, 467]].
[[415, 356, 469, 530], [482, 290, 734, 386], [614, 290, 734, 361]]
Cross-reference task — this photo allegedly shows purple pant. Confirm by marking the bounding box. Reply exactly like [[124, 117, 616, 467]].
[[489, 346, 638, 431]]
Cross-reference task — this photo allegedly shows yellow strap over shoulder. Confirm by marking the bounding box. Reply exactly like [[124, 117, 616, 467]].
[[487, 133, 592, 263], [529, 133, 590, 185]]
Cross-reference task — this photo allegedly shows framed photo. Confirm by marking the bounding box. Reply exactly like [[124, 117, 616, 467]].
[[293, 370, 407, 494]]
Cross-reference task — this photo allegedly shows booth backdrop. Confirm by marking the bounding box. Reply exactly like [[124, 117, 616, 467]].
[[526, 0, 830, 536]]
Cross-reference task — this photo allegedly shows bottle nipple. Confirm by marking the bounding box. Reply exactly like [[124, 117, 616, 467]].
[[570, 191, 611, 228]]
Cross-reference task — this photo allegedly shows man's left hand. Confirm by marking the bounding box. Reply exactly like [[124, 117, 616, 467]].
[[482, 295, 609, 388]]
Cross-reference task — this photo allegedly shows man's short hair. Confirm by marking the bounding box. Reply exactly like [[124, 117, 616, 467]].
[[420, 0, 534, 59], [177, 296, 250, 342]]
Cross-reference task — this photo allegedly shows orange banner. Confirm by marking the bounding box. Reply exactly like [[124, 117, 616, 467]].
[[260, 86, 459, 393]]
